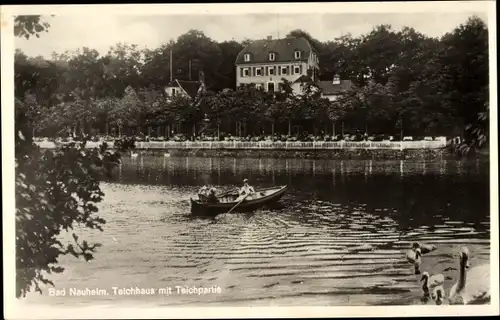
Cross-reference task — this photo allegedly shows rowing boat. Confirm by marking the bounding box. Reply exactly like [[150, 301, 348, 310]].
[[190, 185, 288, 215]]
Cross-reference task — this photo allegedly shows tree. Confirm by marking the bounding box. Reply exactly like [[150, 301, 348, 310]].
[[172, 30, 223, 91], [439, 16, 489, 145], [14, 15, 51, 39], [13, 15, 489, 151], [15, 16, 126, 298]]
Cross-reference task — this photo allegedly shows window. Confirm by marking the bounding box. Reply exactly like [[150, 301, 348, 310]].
[[281, 66, 288, 75], [256, 67, 262, 76], [267, 82, 275, 92], [269, 53, 275, 61], [244, 53, 251, 62], [256, 84, 263, 90], [269, 67, 275, 76], [294, 51, 301, 59], [171, 88, 177, 95], [243, 68, 249, 77], [294, 66, 301, 75]]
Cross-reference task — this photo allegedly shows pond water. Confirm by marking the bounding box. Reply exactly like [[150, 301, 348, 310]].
[[23, 156, 490, 307]]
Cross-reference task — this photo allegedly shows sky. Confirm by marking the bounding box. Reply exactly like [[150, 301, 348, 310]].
[[15, 11, 489, 58]]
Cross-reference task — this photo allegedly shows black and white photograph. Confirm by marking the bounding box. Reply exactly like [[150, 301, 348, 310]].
[[2, 2, 498, 318]]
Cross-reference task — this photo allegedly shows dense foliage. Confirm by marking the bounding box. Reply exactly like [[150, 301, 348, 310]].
[[15, 15, 489, 148], [15, 16, 125, 298]]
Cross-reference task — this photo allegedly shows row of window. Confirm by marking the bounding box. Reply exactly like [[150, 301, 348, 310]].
[[240, 65, 303, 78], [251, 82, 279, 92], [243, 50, 302, 62]]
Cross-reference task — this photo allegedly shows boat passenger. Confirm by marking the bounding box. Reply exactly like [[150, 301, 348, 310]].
[[206, 188, 220, 203], [198, 185, 209, 201], [237, 179, 255, 201]]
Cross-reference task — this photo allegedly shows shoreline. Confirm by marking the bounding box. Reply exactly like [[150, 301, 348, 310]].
[[34, 141, 490, 160], [126, 148, 468, 160]]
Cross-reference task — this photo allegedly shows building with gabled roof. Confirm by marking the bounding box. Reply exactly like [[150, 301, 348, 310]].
[[165, 71, 206, 100], [317, 74, 354, 101], [235, 35, 320, 94]]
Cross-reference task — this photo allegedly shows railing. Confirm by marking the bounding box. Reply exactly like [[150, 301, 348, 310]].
[[35, 140, 447, 150]]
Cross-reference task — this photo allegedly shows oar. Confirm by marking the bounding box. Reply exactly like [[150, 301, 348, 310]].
[[218, 187, 240, 197], [226, 193, 250, 214]]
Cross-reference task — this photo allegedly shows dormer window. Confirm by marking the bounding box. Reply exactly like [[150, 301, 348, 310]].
[[269, 52, 276, 61], [333, 74, 341, 85], [244, 53, 251, 62], [294, 51, 301, 59]]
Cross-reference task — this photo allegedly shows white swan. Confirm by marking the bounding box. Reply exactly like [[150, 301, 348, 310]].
[[164, 152, 171, 157], [412, 242, 437, 254], [406, 247, 422, 274], [421, 271, 445, 297], [432, 285, 445, 305], [448, 246, 490, 305]]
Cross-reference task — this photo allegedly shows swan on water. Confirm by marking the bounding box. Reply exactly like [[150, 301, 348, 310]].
[[406, 247, 422, 274], [432, 285, 445, 305], [448, 246, 490, 305], [421, 271, 445, 298], [412, 242, 437, 254], [164, 152, 171, 157]]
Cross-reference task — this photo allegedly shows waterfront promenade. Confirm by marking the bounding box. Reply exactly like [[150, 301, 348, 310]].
[[35, 139, 448, 150]]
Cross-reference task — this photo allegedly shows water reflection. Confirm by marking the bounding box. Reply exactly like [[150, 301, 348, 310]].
[[113, 157, 489, 233], [24, 156, 489, 307]]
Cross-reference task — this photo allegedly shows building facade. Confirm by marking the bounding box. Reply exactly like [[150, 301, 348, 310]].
[[317, 75, 354, 101], [234, 36, 320, 94]]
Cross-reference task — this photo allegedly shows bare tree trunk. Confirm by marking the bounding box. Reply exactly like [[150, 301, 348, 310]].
[[272, 122, 275, 136], [332, 122, 336, 136], [288, 120, 291, 136]]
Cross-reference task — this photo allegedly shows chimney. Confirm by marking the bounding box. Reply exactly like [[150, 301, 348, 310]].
[[267, 35, 272, 40]]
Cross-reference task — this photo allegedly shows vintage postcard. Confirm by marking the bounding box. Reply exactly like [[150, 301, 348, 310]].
[[2, 1, 498, 319]]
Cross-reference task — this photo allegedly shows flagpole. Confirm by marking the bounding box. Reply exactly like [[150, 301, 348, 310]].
[[170, 48, 173, 83], [189, 60, 192, 80]]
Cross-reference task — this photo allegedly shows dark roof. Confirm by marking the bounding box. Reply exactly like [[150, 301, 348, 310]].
[[235, 37, 315, 65], [317, 80, 354, 95], [167, 79, 203, 99]]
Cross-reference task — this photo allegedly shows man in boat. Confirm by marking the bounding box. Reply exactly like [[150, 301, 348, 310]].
[[206, 187, 220, 203], [237, 179, 255, 201]]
